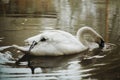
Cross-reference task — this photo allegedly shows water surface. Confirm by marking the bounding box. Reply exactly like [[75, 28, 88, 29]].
[[0, 0, 120, 80]]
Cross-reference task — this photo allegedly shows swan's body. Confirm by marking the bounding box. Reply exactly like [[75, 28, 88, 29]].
[[13, 26, 104, 56]]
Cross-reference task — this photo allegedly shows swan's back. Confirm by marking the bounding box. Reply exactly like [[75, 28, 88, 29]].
[[27, 30, 87, 56]]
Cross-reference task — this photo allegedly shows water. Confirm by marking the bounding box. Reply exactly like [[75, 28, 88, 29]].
[[0, 0, 120, 80], [0, 43, 118, 80]]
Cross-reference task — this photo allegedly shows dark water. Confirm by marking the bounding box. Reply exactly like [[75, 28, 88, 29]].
[[0, 0, 120, 80]]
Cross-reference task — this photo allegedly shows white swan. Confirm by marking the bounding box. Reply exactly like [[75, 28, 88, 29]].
[[13, 26, 104, 56]]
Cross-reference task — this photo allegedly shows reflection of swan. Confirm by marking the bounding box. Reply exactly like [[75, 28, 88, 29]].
[[13, 26, 104, 56]]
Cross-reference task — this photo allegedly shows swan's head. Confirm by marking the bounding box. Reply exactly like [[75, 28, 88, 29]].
[[95, 37, 105, 49]]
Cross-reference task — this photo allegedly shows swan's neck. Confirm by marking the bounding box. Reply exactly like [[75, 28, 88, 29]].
[[76, 27, 102, 46]]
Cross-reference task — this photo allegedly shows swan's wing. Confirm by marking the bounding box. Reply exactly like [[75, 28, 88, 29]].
[[24, 34, 41, 45], [24, 30, 78, 45], [30, 30, 87, 56]]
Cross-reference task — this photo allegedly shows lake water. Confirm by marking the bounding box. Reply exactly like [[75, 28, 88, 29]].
[[0, 0, 120, 80]]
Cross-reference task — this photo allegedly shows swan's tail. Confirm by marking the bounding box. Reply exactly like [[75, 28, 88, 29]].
[[0, 46, 13, 51]]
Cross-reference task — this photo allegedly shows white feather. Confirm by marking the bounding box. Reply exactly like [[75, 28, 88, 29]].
[[13, 26, 104, 56]]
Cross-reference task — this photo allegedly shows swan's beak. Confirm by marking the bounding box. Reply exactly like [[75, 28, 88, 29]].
[[98, 38, 105, 49]]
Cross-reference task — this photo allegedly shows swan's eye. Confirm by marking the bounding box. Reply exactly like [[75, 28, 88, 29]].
[[40, 37, 46, 42]]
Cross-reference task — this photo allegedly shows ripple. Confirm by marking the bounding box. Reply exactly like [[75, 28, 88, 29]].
[[0, 42, 119, 80]]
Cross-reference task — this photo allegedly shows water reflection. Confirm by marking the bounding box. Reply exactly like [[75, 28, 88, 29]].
[[0, 50, 84, 80], [81, 47, 120, 80], [0, 43, 118, 80]]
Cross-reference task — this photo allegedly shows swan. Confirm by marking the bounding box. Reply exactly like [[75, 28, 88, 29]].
[[12, 26, 104, 56]]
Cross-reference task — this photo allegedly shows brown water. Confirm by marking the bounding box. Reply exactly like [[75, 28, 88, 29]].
[[0, 0, 120, 80]]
